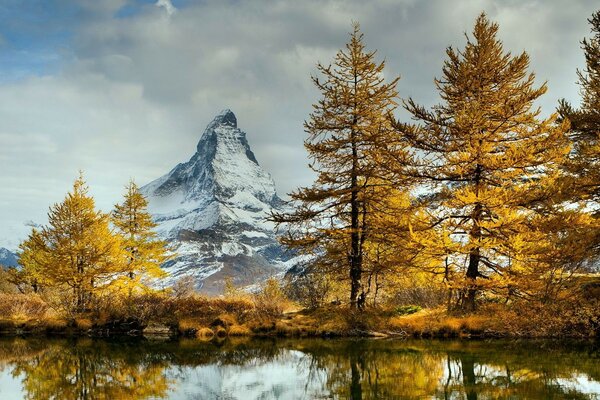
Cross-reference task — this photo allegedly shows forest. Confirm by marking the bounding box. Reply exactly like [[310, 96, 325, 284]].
[[0, 12, 599, 339]]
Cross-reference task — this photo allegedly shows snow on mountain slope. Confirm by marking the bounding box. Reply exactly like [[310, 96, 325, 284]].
[[0, 247, 18, 268], [141, 110, 293, 294]]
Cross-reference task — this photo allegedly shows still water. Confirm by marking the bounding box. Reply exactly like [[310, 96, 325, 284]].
[[0, 337, 597, 399]]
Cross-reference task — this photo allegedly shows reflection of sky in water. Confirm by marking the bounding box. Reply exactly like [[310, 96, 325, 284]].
[[0, 368, 24, 399], [556, 376, 600, 396], [164, 350, 329, 399]]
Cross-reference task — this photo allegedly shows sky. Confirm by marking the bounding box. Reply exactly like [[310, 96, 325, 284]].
[[0, 0, 598, 250]]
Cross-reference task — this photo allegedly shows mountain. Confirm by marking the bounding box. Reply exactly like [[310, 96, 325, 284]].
[[141, 109, 293, 294], [0, 248, 18, 268]]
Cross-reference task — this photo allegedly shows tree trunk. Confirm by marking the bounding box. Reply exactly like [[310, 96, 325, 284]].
[[465, 244, 480, 312], [461, 356, 478, 400], [349, 126, 362, 309], [349, 354, 363, 400], [464, 162, 482, 312]]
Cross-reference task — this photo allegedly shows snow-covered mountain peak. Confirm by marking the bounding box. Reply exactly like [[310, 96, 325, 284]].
[[143, 109, 278, 214], [205, 109, 237, 130], [140, 109, 292, 293]]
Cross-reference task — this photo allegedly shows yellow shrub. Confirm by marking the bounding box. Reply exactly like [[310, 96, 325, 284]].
[[75, 318, 93, 330], [228, 324, 251, 336]]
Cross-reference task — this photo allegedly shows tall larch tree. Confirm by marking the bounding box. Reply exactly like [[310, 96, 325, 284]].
[[273, 23, 401, 309], [15, 228, 48, 293], [558, 10, 600, 261], [18, 174, 125, 315], [399, 14, 575, 311], [112, 180, 168, 296]]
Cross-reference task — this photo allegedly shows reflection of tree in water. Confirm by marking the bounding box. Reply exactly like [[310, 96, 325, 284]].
[[288, 340, 600, 400], [436, 342, 600, 400], [0, 338, 598, 399], [295, 340, 444, 399], [8, 339, 171, 400], [1, 337, 289, 400]]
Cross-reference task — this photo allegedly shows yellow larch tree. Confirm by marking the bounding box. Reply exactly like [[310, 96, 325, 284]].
[[272, 23, 402, 309], [15, 228, 48, 293], [399, 14, 582, 310], [18, 174, 125, 315], [111, 180, 168, 296], [558, 10, 600, 262]]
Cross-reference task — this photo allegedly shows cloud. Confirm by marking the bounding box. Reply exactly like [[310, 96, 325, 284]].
[[0, 0, 598, 248], [156, 0, 176, 16]]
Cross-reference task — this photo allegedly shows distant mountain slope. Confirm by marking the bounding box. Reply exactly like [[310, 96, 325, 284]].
[[0, 248, 18, 268], [141, 110, 294, 294]]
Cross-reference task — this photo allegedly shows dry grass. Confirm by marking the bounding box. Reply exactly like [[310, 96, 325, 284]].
[[0, 289, 595, 339], [0, 293, 50, 320], [228, 324, 251, 336], [74, 318, 93, 330], [385, 299, 600, 338], [44, 318, 68, 331]]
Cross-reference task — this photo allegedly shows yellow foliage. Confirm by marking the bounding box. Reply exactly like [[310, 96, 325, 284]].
[[112, 180, 169, 296]]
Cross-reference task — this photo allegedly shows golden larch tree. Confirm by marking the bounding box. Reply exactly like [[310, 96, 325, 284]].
[[18, 174, 125, 315], [558, 10, 600, 261], [15, 228, 48, 293], [399, 14, 575, 310], [111, 180, 168, 295], [273, 23, 400, 309]]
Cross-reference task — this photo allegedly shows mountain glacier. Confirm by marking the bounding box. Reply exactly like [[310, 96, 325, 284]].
[[141, 110, 293, 294]]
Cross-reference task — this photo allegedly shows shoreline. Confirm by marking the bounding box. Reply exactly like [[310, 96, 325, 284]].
[[1, 311, 598, 341]]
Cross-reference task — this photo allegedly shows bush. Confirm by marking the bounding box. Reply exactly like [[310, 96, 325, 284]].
[[253, 278, 288, 319], [0, 293, 50, 320], [390, 285, 447, 308], [171, 275, 197, 298], [395, 305, 422, 316], [284, 271, 332, 309]]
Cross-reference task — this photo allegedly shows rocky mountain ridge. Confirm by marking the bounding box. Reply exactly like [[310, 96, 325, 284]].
[[141, 110, 293, 294]]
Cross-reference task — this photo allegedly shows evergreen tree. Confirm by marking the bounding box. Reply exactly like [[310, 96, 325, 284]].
[[111, 180, 168, 295], [273, 23, 401, 309], [18, 174, 125, 314], [399, 14, 576, 310]]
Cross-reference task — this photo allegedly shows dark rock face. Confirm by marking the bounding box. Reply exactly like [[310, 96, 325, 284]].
[[215, 109, 237, 128], [141, 110, 294, 294]]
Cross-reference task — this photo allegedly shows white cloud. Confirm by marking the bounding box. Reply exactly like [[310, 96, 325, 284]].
[[156, 0, 176, 16]]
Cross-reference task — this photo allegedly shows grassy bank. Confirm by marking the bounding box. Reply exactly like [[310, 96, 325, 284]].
[[0, 291, 598, 339]]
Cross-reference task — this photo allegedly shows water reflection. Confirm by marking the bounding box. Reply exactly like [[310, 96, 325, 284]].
[[0, 337, 597, 399]]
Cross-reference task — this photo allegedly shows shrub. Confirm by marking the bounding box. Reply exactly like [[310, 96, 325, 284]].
[[171, 275, 197, 298], [390, 284, 447, 308], [284, 270, 332, 309], [74, 318, 93, 330], [0, 293, 49, 320], [395, 305, 422, 316], [253, 278, 288, 319], [228, 324, 251, 336]]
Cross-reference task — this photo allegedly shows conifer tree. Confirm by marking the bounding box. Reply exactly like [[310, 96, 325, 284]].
[[18, 174, 125, 314], [111, 180, 168, 295], [399, 14, 574, 310], [15, 228, 47, 293], [558, 10, 600, 259], [273, 23, 401, 309]]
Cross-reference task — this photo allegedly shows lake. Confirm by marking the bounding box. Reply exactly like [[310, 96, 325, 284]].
[[0, 337, 598, 399]]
